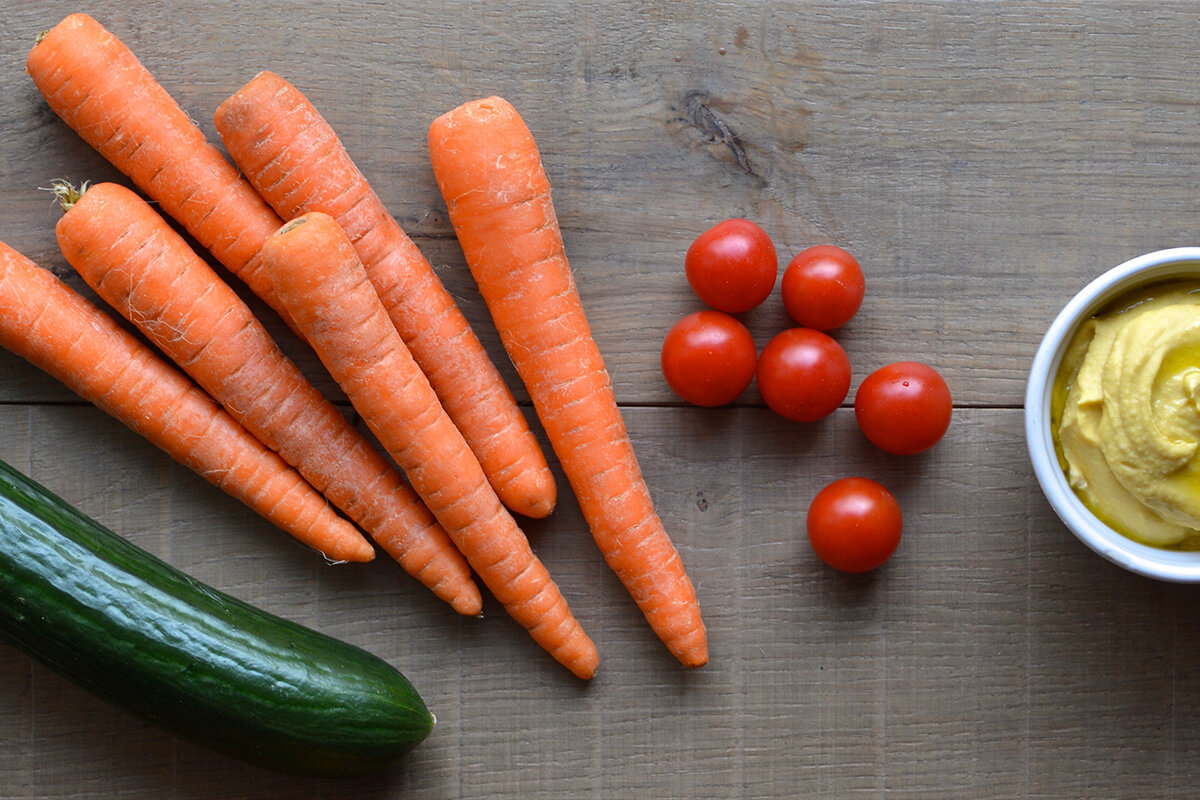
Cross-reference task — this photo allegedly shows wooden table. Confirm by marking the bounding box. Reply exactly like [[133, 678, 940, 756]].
[[1, 2, 1198, 797]]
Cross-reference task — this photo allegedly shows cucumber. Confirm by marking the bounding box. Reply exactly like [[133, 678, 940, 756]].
[[0, 457, 432, 777]]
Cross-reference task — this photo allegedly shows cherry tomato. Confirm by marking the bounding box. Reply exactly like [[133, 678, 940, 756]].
[[685, 218, 777, 313], [755, 328, 851, 422], [661, 311, 757, 407], [806, 477, 902, 573], [781, 244, 865, 330], [854, 361, 952, 455]]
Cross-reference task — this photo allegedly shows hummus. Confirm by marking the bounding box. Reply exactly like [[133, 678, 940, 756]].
[[1054, 280, 1200, 548]]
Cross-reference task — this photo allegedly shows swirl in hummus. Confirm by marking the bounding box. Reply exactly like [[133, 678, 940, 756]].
[[1054, 280, 1200, 548]]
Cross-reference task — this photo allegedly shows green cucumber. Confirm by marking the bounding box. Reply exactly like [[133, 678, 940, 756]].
[[0, 457, 432, 777]]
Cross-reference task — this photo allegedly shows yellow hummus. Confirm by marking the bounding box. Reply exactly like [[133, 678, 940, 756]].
[[1053, 280, 1200, 548]]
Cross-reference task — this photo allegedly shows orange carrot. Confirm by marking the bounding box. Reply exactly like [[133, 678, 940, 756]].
[[0, 238, 371, 563], [53, 182, 481, 617], [26, 13, 292, 325], [213, 72, 556, 520], [28, 17, 555, 521], [429, 98, 708, 667], [261, 212, 598, 679]]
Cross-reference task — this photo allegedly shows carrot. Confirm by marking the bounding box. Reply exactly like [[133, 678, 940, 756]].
[[28, 17, 555, 521], [53, 181, 482, 617], [261, 212, 598, 679], [213, 72, 557, 520], [428, 98, 709, 667], [26, 13, 292, 325], [0, 238, 372, 563]]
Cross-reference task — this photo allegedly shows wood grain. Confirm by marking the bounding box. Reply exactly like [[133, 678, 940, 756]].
[[1, 1, 1200, 797]]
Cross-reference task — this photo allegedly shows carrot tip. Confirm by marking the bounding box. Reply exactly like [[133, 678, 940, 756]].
[[280, 216, 309, 235], [317, 539, 376, 565], [517, 496, 556, 520], [572, 659, 598, 681], [41, 179, 88, 213]]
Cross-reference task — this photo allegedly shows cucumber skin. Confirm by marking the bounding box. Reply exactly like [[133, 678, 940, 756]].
[[0, 458, 433, 777]]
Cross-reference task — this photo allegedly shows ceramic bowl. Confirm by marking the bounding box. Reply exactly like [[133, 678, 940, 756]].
[[1025, 247, 1200, 581]]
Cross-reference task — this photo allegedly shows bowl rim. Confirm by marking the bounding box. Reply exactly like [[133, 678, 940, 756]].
[[1025, 246, 1200, 582]]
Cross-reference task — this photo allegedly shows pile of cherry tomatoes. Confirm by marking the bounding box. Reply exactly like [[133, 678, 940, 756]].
[[661, 219, 952, 574]]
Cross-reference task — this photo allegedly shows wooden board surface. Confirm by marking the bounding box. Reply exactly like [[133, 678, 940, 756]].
[[1, 1, 1199, 797]]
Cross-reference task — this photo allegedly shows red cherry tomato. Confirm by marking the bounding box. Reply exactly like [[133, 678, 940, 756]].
[[854, 361, 952, 455], [685, 219, 777, 313], [806, 477, 902, 573], [781, 244, 865, 330], [755, 328, 851, 422], [661, 311, 757, 407]]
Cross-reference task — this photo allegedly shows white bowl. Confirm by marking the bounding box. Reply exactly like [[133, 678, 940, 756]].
[[1025, 247, 1200, 582]]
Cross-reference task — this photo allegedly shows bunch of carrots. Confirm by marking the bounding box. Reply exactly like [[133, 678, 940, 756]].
[[0, 12, 708, 678]]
